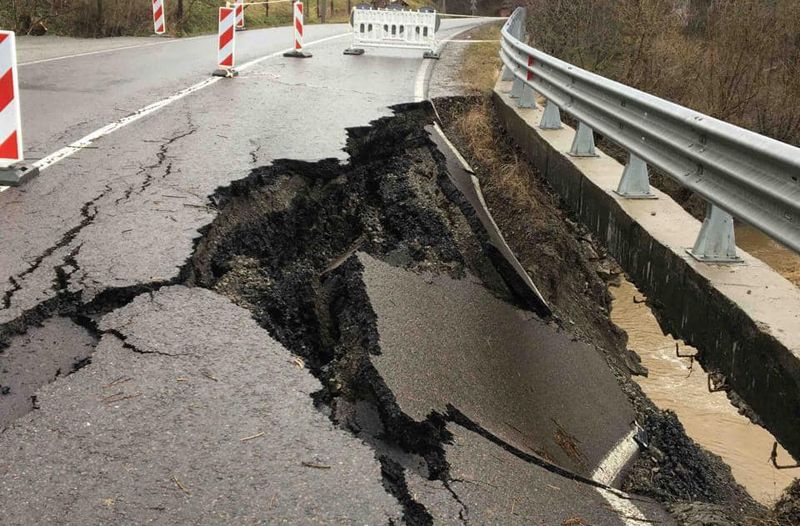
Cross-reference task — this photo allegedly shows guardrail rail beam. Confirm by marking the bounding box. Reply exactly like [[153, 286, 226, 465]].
[[498, 7, 800, 259]]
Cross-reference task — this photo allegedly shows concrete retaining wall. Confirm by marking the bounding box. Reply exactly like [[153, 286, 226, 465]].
[[493, 80, 800, 460]]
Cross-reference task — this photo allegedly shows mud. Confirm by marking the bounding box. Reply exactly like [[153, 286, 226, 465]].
[[433, 95, 791, 524]]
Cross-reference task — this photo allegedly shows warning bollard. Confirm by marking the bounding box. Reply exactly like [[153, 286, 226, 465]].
[[283, 1, 312, 58], [213, 7, 238, 77], [0, 31, 37, 186], [235, 0, 246, 31], [152, 0, 166, 35]]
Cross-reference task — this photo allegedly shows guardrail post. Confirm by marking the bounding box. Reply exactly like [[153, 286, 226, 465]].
[[501, 65, 514, 81], [688, 204, 742, 263], [511, 75, 524, 98], [615, 153, 656, 199], [517, 84, 535, 108], [540, 100, 562, 129], [509, 8, 526, 98], [569, 122, 597, 157]]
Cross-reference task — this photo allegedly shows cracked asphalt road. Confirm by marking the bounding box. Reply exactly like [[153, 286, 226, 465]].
[[0, 286, 402, 525], [0, 21, 672, 524]]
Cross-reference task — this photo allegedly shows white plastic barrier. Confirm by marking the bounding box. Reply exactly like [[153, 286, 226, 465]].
[[344, 7, 440, 59]]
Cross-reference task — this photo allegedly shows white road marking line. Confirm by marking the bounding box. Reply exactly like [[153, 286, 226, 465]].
[[413, 56, 434, 102], [18, 35, 209, 67], [592, 428, 640, 486], [590, 429, 652, 523], [0, 32, 349, 193], [596, 488, 653, 525], [413, 23, 495, 102]]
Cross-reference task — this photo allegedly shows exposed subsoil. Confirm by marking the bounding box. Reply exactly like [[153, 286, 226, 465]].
[[1, 99, 795, 524], [433, 95, 798, 525], [188, 103, 520, 524]]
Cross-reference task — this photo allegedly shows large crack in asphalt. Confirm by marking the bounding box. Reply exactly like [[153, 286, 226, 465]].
[[185, 103, 630, 524], [0, 103, 664, 523], [0, 119, 200, 428], [187, 103, 511, 524]]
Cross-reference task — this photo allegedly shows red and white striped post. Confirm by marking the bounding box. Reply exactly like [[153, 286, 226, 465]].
[[213, 7, 238, 77], [234, 0, 246, 31], [0, 31, 37, 186], [517, 54, 536, 109], [152, 0, 166, 35], [283, 1, 312, 58]]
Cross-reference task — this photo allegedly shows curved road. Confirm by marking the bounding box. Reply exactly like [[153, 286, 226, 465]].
[[0, 21, 672, 525]]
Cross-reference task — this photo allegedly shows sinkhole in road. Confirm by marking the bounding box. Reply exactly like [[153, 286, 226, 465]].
[[189, 103, 527, 524], [188, 103, 622, 524]]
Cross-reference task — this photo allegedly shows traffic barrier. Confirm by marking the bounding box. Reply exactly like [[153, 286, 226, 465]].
[[283, 1, 312, 58], [234, 0, 245, 30], [213, 7, 239, 77], [152, 0, 166, 35], [344, 7, 440, 59], [0, 31, 37, 186], [499, 6, 800, 257]]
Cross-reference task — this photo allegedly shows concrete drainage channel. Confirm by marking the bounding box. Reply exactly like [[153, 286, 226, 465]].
[[0, 102, 779, 524]]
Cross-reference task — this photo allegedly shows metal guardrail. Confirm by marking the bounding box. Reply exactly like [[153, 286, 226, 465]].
[[499, 7, 800, 261]]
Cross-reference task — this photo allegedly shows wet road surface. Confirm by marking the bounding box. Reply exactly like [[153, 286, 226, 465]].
[[0, 21, 672, 524]]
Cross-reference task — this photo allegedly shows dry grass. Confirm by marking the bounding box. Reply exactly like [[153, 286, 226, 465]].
[[455, 100, 535, 212], [457, 23, 503, 94]]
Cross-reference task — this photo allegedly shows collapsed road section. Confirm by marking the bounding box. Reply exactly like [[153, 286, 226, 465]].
[[188, 103, 672, 524], [0, 103, 758, 524]]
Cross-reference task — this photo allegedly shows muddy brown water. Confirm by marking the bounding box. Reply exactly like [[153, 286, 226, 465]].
[[735, 224, 800, 287], [611, 278, 797, 505]]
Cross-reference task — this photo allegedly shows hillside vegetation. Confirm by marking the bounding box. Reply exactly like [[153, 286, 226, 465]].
[[524, 0, 800, 147], [0, 0, 367, 37]]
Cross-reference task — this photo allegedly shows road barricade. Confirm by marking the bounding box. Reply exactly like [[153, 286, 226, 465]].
[[213, 7, 239, 77], [284, 1, 312, 58], [0, 31, 37, 186], [152, 0, 166, 35], [344, 7, 440, 59], [234, 0, 246, 30]]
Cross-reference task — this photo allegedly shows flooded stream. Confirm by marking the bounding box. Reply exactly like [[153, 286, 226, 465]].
[[735, 224, 800, 286], [611, 278, 798, 505]]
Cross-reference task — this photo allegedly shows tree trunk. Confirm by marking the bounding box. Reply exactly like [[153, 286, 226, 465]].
[[96, 0, 103, 36], [320, 0, 327, 23], [176, 0, 184, 33]]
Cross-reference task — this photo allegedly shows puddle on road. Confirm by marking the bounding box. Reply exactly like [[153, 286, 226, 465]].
[[735, 224, 800, 287], [610, 278, 797, 506]]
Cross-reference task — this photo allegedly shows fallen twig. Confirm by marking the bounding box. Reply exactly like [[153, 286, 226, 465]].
[[301, 461, 331, 470], [201, 370, 219, 382], [172, 476, 191, 495]]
